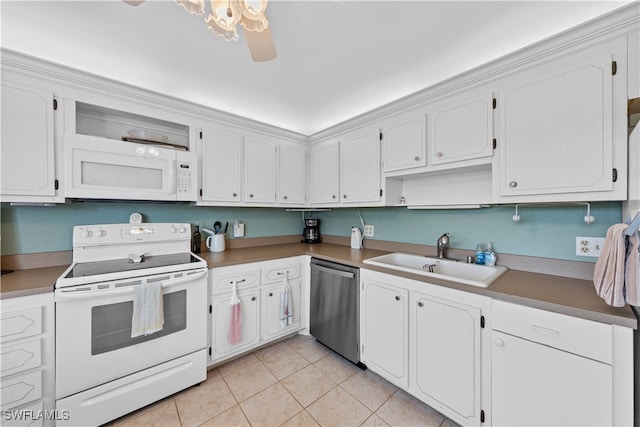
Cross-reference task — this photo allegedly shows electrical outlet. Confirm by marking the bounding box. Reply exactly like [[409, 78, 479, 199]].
[[576, 237, 605, 257], [363, 224, 374, 237]]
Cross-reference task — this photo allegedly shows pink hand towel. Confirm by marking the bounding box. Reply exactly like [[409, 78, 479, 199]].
[[229, 282, 242, 345], [624, 232, 640, 306], [593, 223, 629, 307]]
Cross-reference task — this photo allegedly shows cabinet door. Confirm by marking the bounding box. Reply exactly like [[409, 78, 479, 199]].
[[382, 111, 426, 172], [1, 83, 55, 197], [245, 136, 277, 203], [411, 293, 482, 426], [498, 43, 614, 197], [430, 91, 493, 166], [261, 279, 300, 341], [340, 129, 381, 203], [210, 290, 260, 362], [309, 141, 340, 204], [492, 330, 612, 426], [361, 279, 408, 387], [201, 127, 242, 202], [279, 144, 306, 204]]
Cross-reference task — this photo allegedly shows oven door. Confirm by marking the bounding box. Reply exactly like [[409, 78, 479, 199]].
[[55, 268, 207, 399]]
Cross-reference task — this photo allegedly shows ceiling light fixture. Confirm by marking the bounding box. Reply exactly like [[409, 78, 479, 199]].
[[177, 0, 269, 41]]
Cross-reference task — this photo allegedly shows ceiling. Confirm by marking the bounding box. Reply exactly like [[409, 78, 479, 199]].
[[1, 1, 634, 136]]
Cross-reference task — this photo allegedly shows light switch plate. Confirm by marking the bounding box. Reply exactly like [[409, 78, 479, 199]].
[[576, 237, 605, 257], [233, 222, 245, 238]]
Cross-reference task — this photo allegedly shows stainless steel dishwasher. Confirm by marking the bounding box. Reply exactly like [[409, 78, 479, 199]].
[[309, 258, 363, 366]]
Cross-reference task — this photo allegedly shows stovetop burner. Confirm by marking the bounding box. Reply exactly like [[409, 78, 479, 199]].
[[65, 253, 200, 279]]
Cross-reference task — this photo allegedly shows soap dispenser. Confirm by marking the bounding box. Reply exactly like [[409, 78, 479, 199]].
[[351, 227, 363, 249], [475, 243, 485, 265], [484, 242, 497, 266]]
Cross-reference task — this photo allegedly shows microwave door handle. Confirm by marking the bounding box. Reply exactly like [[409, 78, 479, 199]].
[[56, 269, 208, 300], [168, 160, 176, 195]]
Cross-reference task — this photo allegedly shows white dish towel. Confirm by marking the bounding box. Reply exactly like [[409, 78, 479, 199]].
[[280, 272, 293, 328], [593, 223, 629, 307], [131, 281, 164, 338]]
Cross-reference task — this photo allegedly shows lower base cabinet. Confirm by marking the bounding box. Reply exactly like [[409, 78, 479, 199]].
[[360, 270, 490, 427], [210, 288, 261, 361]]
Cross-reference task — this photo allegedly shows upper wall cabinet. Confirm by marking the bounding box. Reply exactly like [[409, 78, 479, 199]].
[[309, 140, 340, 205], [381, 110, 426, 172], [244, 135, 277, 204], [200, 126, 243, 203], [279, 143, 306, 205], [429, 89, 494, 167], [1, 82, 61, 203], [495, 38, 627, 202]]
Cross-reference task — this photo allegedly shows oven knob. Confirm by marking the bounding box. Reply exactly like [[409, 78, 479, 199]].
[[82, 230, 93, 238], [97, 230, 107, 237], [169, 226, 178, 234], [178, 226, 187, 234]]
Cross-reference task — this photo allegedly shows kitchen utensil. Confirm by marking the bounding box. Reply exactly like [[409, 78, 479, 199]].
[[223, 222, 229, 234], [213, 221, 222, 234]]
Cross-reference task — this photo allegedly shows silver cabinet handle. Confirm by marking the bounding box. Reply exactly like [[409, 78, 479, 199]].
[[232, 192, 238, 197], [494, 338, 505, 347], [414, 156, 420, 161], [251, 296, 256, 301], [332, 195, 336, 199], [249, 193, 254, 198], [310, 263, 355, 279], [268, 292, 273, 297], [343, 194, 347, 199], [395, 295, 401, 301], [531, 323, 559, 334], [284, 195, 288, 200], [417, 301, 423, 307], [509, 181, 518, 188], [436, 152, 443, 157]]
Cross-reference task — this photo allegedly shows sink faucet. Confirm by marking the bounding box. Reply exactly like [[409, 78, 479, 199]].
[[437, 233, 449, 259]]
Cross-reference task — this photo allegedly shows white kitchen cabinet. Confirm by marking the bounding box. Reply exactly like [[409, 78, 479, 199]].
[[200, 126, 243, 203], [210, 288, 261, 363], [340, 128, 381, 204], [491, 299, 633, 427], [1, 82, 58, 201], [0, 293, 55, 427], [244, 136, 277, 203], [361, 276, 409, 387], [411, 292, 484, 427], [429, 90, 493, 167], [261, 279, 301, 341], [381, 110, 426, 172], [309, 140, 340, 205], [278, 143, 306, 205], [496, 38, 627, 202]]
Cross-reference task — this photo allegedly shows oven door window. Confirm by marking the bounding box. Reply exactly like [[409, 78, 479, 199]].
[[91, 290, 186, 355]]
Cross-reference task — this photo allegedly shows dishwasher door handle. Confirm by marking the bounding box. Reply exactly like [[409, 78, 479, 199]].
[[311, 264, 356, 279]]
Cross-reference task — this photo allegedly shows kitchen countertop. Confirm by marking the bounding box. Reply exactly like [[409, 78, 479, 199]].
[[2, 243, 636, 329]]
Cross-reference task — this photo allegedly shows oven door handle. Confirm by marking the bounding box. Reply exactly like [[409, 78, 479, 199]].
[[56, 269, 207, 300]]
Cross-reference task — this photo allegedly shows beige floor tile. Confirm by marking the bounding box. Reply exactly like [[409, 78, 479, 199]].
[[217, 353, 260, 377], [254, 340, 291, 360], [205, 367, 222, 383], [281, 409, 320, 427], [175, 378, 237, 427], [262, 346, 310, 380], [361, 413, 391, 427], [281, 364, 337, 407], [313, 352, 360, 384], [287, 337, 331, 363], [306, 386, 372, 427], [224, 361, 278, 402], [200, 405, 251, 427], [341, 370, 397, 411], [113, 398, 180, 427], [375, 389, 445, 427], [439, 418, 462, 427], [240, 383, 303, 427]]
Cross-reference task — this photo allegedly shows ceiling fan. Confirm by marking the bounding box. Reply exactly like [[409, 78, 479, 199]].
[[123, 0, 277, 62]]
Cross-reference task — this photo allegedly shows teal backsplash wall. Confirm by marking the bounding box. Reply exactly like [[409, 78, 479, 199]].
[[1, 201, 622, 262]]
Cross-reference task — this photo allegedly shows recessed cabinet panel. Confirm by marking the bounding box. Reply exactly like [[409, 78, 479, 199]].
[[1, 370, 43, 410], [499, 44, 614, 197], [1, 83, 55, 197], [431, 95, 493, 165], [244, 137, 277, 203], [210, 290, 260, 361], [309, 141, 340, 204], [201, 128, 242, 202], [1, 339, 42, 378], [0, 306, 42, 343], [382, 112, 426, 172], [279, 144, 306, 204], [261, 280, 301, 340], [340, 130, 381, 203], [412, 293, 481, 425]]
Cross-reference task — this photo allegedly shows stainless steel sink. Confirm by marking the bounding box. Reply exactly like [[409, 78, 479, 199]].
[[363, 252, 507, 287]]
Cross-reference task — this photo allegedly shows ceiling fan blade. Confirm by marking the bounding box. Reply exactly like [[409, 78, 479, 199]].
[[245, 26, 277, 62], [122, 0, 145, 6]]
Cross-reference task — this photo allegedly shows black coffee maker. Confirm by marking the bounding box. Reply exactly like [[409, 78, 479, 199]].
[[302, 218, 321, 243]]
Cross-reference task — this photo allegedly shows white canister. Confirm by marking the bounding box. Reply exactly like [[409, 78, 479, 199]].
[[206, 234, 226, 252], [351, 227, 363, 249]]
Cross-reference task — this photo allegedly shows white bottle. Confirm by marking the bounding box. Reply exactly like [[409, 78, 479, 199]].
[[351, 227, 363, 249]]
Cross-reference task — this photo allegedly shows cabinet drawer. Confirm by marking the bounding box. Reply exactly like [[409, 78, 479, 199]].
[[1, 370, 42, 410], [1, 339, 42, 378], [0, 306, 42, 343], [210, 269, 260, 296], [261, 263, 300, 283], [492, 300, 612, 364]]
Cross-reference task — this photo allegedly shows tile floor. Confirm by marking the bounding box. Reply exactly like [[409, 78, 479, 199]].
[[107, 335, 458, 427]]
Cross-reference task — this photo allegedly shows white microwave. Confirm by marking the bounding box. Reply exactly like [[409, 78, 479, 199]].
[[64, 134, 197, 201]]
